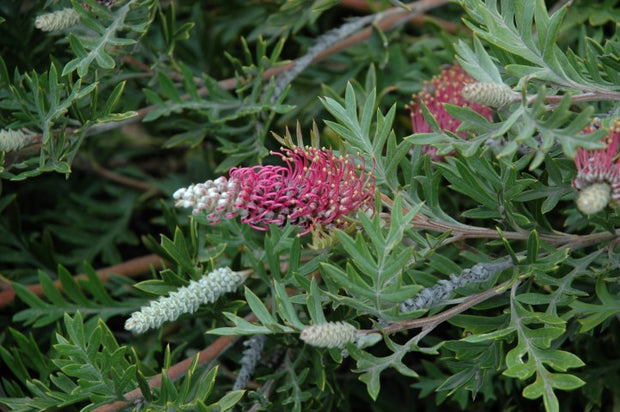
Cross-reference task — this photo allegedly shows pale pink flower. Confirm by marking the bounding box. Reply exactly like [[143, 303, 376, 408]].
[[573, 119, 620, 215], [173, 146, 375, 235], [407, 64, 494, 160]]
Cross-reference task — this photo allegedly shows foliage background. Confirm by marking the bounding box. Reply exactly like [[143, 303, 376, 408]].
[[1, 0, 620, 411]]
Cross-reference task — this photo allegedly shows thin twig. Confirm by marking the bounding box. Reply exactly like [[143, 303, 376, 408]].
[[527, 91, 620, 106], [271, 14, 376, 102], [271, 0, 452, 101], [88, 157, 162, 193], [246, 372, 278, 412], [0, 253, 164, 307], [380, 193, 620, 248], [340, 0, 461, 33], [121, 55, 152, 74]]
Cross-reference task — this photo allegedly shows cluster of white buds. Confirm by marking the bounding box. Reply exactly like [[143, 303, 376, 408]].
[[172, 177, 241, 224], [0, 129, 34, 152], [299, 321, 358, 348], [461, 82, 515, 108], [125, 267, 248, 334], [35, 8, 80, 32]]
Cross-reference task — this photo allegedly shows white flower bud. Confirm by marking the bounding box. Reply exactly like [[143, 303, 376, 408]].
[[35, 8, 80, 32], [577, 182, 611, 215], [172, 188, 186, 200], [300, 321, 357, 348], [125, 267, 248, 334], [462, 82, 514, 108]]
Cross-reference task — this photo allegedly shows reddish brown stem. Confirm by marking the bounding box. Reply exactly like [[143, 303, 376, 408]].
[[121, 55, 153, 74], [0, 253, 164, 307], [340, 0, 383, 11], [340, 0, 460, 33], [89, 158, 161, 192]]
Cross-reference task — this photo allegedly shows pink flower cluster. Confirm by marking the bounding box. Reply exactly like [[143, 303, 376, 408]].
[[573, 118, 620, 214], [407, 63, 494, 160], [174, 146, 375, 235]]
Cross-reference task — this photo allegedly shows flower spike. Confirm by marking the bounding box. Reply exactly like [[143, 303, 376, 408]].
[[0, 129, 34, 152], [461, 82, 515, 108], [125, 267, 248, 334], [174, 146, 375, 235], [300, 321, 357, 348], [35, 8, 80, 32]]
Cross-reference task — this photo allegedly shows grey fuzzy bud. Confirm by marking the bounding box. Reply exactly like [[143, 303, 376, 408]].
[[400, 261, 512, 313], [233, 335, 266, 391]]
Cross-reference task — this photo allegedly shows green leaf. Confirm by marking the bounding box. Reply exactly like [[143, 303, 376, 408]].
[[209, 313, 294, 335], [212, 389, 245, 410], [244, 286, 276, 327], [350, 335, 425, 400], [63, 0, 157, 77], [571, 277, 620, 332], [160, 227, 195, 276], [273, 280, 304, 330], [306, 279, 327, 324]]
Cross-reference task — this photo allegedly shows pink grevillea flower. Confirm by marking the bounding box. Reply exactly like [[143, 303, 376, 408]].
[[407, 63, 494, 160], [173, 146, 375, 235], [573, 118, 620, 215]]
